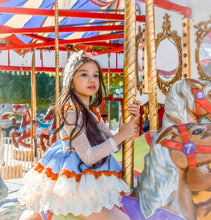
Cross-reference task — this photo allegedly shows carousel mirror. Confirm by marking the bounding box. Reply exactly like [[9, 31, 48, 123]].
[[155, 13, 182, 95], [195, 16, 211, 81]]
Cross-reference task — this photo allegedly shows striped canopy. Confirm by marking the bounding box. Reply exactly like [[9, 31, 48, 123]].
[[0, 0, 145, 55]]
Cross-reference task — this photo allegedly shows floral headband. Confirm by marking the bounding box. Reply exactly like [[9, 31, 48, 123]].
[[62, 50, 84, 89]]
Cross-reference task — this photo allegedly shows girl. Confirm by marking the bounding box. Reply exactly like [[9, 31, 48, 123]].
[[18, 51, 140, 220]]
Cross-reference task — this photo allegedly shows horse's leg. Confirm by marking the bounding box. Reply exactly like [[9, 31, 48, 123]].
[[39, 134, 48, 151], [187, 165, 211, 191], [18, 131, 31, 148], [11, 131, 21, 147], [196, 198, 211, 217]]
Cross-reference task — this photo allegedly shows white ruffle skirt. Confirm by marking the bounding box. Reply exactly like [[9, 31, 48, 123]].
[[18, 140, 130, 216]]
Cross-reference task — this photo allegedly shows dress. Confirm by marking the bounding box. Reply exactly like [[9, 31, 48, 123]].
[[18, 105, 130, 217]]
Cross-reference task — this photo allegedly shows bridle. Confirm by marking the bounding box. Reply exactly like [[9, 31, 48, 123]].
[[191, 86, 211, 117], [161, 124, 211, 168]]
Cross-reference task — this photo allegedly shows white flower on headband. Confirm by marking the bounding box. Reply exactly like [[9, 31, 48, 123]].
[[63, 50, 84, 89]]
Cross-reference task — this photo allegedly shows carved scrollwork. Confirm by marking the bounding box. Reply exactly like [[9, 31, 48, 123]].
[[155, 13, 182, 95], [195, 15, 211, 82]]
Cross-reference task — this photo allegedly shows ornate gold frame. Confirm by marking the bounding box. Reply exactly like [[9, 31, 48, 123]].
[[195, 16, 211, 82], [155, 13, 182, 95]]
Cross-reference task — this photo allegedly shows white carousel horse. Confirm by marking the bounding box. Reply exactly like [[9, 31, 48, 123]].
[[162, 78, 211, 129]]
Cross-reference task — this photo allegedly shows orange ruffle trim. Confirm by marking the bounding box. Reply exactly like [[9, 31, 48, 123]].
[[33, 162, 122, 182]]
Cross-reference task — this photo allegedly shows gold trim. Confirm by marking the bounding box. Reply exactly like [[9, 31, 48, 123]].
[[155, 13, 182, 95], [195, 15, 211, 82]]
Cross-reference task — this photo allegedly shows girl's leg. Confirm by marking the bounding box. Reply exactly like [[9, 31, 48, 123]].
[[19, 210, 38, 220], [79, 206, 130, 220]]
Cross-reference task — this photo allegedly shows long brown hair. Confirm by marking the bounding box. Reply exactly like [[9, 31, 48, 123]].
[[55, 56, 107, 147]]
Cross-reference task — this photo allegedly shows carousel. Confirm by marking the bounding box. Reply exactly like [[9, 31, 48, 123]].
[[0, 0, 210, 219]]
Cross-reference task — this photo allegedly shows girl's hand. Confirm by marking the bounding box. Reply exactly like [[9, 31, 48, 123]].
[[127, 100, 141, 121], [112, 100, 141, 146], [118, 116, 139, 141]]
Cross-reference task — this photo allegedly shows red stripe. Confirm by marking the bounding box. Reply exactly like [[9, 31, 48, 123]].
[[178, 124, 191, 143]]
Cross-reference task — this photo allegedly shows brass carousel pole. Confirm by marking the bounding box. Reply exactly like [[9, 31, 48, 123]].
[[145, 0, 159, 131], [31, 50, 36, 165], [55, 0, 60, 140], [122, 0, 136, 187]]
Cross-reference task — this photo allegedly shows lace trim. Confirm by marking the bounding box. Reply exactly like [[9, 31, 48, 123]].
[[19, 170, 130, 216], [34, 162, 122, 182]]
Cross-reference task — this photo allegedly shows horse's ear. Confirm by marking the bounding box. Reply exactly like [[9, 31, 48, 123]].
[[156, 125, 179, 144], [185, 78, 204, 90]]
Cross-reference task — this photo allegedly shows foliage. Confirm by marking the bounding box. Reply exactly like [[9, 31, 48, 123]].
[[103, 73, 123, 87], [0, 71, 56, 113], [102, 73, 123, 122]]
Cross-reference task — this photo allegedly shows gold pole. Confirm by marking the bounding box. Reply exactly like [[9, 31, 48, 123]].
[[30, 50, 36, 165], [55, 0, 60, 140], [122, 0, 136, 187], [145, 0, 159, 131], [108, 53, 111, 130]]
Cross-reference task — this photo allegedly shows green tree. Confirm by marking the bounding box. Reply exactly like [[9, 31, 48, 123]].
[[0, 71, 56, 113]]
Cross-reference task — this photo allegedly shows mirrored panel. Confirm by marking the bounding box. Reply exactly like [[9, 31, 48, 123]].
[[199, 33, 211, 77], [195, 16, 211, 81], [156, 38, 179, 83], [155, 13, 182, 95]]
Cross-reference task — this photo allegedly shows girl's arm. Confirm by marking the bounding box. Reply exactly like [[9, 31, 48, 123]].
[[62, 111, 118, 166], [62, 109, 138, 166]]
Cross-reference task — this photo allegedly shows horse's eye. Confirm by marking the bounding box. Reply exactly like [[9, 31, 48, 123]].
[[192, 128, 203, 135], [209, 94, 211, 98]]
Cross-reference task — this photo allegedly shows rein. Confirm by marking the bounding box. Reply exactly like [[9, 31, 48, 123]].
[[161, 124, 211, 168], [191, 86, 211, 117]]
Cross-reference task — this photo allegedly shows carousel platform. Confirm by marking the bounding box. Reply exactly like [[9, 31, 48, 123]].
[[0, 178, 23, 205]]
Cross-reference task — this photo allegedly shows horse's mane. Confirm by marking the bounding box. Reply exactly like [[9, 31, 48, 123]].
[[162, 79, 211, 129], [135, 131, 179, 218]]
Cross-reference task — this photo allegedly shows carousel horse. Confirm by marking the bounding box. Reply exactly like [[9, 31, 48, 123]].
[[161, 78, 211, 217], [0, 103, 14, 129], [10, 104, 32, 148], [30, 123, 211, 220], [162, 78, 211, 129], [10, 104, 53, 149], [162, 78, 211, 190], [39, 106, 56, 151], [0, 103, 15, 201], [0, 103, 16, 166], [131, 123, 211, 220]]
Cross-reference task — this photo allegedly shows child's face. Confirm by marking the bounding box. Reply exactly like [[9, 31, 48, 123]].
[[72, 61, 100, 105]]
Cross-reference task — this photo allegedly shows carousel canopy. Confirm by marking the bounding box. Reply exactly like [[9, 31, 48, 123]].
[[0, 0, 191, 56]]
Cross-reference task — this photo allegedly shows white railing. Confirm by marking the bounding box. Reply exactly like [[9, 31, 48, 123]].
[[0, 137, 44, 180]]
